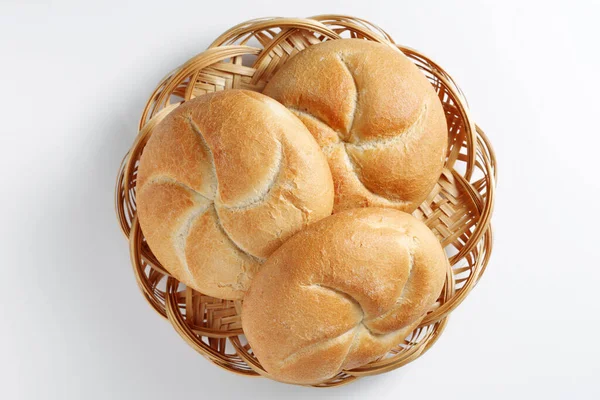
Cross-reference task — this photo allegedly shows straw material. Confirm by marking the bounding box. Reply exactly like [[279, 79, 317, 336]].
[[115, 15, 497, 387]]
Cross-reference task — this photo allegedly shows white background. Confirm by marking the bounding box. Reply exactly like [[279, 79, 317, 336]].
[[1, 1, 599, 399]]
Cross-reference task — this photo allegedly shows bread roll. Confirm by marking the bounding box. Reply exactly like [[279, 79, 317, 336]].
[[242, 208, 447, 384], [263, 39, 448, 213], [136, 90, 334, 300]]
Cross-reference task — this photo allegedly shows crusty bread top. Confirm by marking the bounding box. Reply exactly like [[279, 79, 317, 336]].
[[242, 208, 447, 384], [264, 39, 448, 213], [136, 90, 334, 299]]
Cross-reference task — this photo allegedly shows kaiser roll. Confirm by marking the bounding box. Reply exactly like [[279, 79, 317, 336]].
[[136, 90, 334, 300], [263, 39, 448, 213], [242, 208, 447, 384]]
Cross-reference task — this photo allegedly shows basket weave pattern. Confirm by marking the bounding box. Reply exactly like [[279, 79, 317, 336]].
[[115, 15, 496, 387]]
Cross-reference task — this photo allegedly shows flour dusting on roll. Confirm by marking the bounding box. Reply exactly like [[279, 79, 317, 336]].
[[136, 90, 334, 300], [242, 208, 447, 384], [264, 39, 448, 213]]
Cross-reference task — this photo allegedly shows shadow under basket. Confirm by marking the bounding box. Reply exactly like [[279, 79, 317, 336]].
[[115, 15, 497, 387]]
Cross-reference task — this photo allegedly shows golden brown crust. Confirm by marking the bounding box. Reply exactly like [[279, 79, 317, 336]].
[[263, 39, 448, 213], [136, 90, 334, 299], [242, 208, 447, 384]]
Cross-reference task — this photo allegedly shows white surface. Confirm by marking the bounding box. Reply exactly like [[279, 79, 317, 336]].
[[1, 1, 599, 399]]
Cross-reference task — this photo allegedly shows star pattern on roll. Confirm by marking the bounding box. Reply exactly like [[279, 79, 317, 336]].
[[242, 208, 448, 384], [136, 90, 334, 299], [264, 39, 448, 213]]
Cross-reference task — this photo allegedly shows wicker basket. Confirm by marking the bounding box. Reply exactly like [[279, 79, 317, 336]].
[[115, 15, 496, 387]]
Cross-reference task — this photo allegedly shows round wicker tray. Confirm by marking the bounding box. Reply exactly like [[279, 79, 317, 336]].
[[115, 15, 496, 387]]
